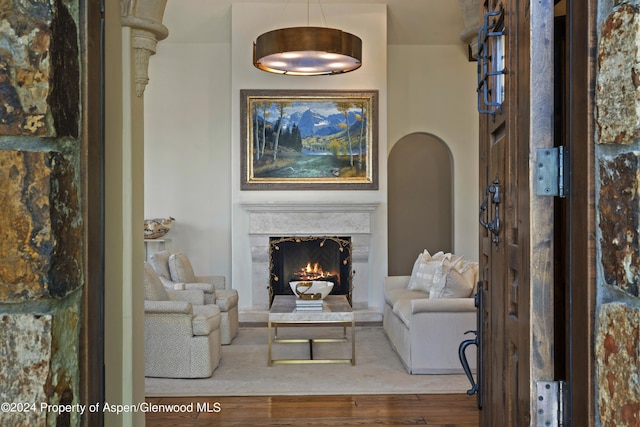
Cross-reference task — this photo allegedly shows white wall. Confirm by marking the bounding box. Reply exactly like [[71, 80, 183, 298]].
[[144, 43, 232, 280], [145, 3, 478, 313], [231, 3, 388, 311], [388, 44, 479, 261]]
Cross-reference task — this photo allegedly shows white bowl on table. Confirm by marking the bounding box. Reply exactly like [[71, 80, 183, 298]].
[[289, 281, 334, 300]]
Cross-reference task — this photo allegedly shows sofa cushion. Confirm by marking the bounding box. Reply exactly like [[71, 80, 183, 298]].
[[144, 263, 170, 301], [169, 253, 197, 283], [385, 288, 429, 307], [391, 297, 414, 327]]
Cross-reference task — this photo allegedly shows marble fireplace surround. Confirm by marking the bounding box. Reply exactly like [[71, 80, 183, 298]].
[[242, 202, 381, 322]]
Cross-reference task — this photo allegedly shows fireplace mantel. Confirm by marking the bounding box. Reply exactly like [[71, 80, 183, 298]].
[[241, 202, 379, 213], [242, 202, 379, 312]]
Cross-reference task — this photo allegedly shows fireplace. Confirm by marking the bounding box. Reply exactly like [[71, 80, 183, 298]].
[[269, 236, 352, 306], [242, 202, 378, 312]]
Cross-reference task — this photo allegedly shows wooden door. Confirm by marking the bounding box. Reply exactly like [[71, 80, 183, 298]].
[[478, 0, 556, 425]]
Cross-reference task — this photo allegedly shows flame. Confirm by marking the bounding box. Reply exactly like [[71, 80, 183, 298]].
[[297, 261, 334, 280], [303, 263, 320, 274]]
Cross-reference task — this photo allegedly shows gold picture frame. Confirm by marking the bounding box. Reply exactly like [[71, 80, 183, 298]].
[[240, 89, 378, 190]]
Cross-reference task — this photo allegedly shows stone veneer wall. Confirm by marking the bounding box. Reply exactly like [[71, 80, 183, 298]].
[[0, 1, 84, 426], [595, 2, 640, 425]]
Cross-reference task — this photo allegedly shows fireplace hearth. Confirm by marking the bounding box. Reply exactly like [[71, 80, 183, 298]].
[[269, 236, 352, 306]]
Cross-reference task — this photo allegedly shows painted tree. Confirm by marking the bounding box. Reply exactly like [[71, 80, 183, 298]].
[[328, 139, 341, 156], [259, 102, 271, 159], [253, 102, 260, 161], [354, 101, 367, 169], [335, 101, 355, 166], [272, 101, 291, 161]]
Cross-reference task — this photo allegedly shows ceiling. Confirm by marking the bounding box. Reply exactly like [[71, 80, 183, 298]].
[[163, 0, 467, 45]]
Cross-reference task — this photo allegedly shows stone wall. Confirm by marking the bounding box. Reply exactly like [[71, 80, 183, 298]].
[[0, 1, 84, 426], [596, 3, 640, 426]]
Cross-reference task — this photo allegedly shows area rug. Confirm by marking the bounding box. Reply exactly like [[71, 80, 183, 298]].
[[145, 326, 473, 397]]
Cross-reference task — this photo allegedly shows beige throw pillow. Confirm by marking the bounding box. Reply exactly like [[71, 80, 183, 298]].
[[143, 262, 170, 301], [430, 268, 475, 298], [149, 250, 172, 280], [169, 253, 197, 283], [430, 259, 479, 299]]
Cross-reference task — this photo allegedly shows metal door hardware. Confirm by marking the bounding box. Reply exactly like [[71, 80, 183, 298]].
[[477, 7, 507, 116], [459, 288, 483, 409], [536, 147, 568, 198], [536, 380, 569, 426], [479, 177, 501, 244]]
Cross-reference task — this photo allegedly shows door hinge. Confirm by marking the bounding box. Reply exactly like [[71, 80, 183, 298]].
[[535, 146, 568, 198], [536, 380, 569, 426]]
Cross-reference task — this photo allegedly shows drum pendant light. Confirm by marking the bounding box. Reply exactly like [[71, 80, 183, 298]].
[[252, 3, 362, 76]]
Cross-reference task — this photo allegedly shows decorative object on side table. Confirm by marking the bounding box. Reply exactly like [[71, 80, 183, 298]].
[[144, 217, 175, 239], [290, 281, 334, 299], [290, 281, 333, 311]]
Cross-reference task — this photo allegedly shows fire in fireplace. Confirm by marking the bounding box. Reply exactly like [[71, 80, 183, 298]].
[[296, 262, 329, 281], [269, 236, 352, 306]]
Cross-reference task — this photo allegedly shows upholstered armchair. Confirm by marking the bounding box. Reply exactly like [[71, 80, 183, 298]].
[[143, 262, 222, 378], [149, 251, 239, 345]]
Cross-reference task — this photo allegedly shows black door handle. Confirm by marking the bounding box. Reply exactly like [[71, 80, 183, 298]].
[[459, 331, 479, 395], [479, 177, 500, 244], [458, 288, 483, 409]]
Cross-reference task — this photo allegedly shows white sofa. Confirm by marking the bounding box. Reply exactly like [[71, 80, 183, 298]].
[[383, 251, 478, 374]]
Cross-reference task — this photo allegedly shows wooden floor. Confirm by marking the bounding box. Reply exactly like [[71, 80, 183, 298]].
[[145, 394, 479, 426]]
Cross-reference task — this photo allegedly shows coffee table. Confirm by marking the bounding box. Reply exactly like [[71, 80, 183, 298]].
[[268, 295, 355, 366]]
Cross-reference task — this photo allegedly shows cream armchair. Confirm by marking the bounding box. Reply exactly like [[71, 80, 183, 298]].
[[149, 251, 239, 345], [143, 262, 222, 378]]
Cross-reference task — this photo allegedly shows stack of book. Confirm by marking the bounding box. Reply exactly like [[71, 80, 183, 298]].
[[295, 299, 324, 311]]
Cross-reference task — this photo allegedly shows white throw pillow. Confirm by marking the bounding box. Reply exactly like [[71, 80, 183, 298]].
[[429, 259, 479, 299], [408, 250, 446, 293], [430, 267, 475, 299], [408, 250, 430, 280], [408, 250, 430, 289], [431, 253, 459, 287]]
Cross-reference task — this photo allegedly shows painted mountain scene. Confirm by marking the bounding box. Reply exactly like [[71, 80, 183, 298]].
[[245, 92, 376, 186]]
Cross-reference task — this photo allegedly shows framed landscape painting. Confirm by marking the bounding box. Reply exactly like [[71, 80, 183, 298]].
[[240, 89, 378, 190]]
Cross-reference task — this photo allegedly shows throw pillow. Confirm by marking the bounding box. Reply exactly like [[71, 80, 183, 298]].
[[431, 253, 458, 289], [430, 267, 475, 299], [408, 250, 431, 289], [408, 255, 440, 294], [168, 253, 197, 283], [149, 250, 172, 280], [143, 263, 170, 301], [458, 261, 479, 288]]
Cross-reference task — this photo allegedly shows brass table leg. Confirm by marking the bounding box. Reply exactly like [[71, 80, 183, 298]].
[[268, 321, 272, 366]]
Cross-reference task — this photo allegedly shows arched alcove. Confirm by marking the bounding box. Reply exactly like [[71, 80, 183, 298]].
[[388, 133, 453, 275]]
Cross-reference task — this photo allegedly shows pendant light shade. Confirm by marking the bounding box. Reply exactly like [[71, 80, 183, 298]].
[[253, 26, 362, 76]]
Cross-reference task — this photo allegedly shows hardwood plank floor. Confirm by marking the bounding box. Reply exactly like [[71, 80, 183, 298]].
[[145, 394, 479, 426]]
